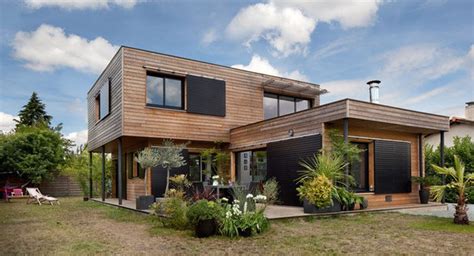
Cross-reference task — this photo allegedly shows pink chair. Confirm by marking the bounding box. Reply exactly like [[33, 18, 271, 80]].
[[11, 189, 23, 197]]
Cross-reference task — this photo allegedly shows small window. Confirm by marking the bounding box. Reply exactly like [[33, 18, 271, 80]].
[[263, 93, 312, 119], [96, 79, 111, 121], [264, 93, 278, 119], [146, 72, 184, 109]]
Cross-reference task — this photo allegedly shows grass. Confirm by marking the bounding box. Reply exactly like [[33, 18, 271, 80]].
[[1, 197, 473, 255]]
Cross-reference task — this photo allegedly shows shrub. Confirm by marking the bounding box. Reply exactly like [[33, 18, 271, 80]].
[[297, 175, 333, 208], [262, 178, 280, 204], [219, 193, 269, 237], [191, 187, 216, 202], [154, 197, 189, 229], [187, 200, 222, 226]]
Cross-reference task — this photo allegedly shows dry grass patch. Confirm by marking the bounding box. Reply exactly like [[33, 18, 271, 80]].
[[0, 198, 473, 255]]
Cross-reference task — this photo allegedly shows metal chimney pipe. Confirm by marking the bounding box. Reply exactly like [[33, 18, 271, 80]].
[[367, 80, 381, 103]]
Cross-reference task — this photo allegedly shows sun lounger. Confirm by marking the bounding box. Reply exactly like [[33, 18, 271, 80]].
[[26, 187, 60, 205]]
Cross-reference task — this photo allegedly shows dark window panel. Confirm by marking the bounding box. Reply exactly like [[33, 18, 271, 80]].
[[296, 98, 310, 112], [165, 78, 183, 108], [279, 96, 295, 116], [146, 75, 164, 105]]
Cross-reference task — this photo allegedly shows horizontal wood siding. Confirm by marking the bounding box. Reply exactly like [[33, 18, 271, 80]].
[[348, 100, 449, 131], [87, 49, 123, 151], [121, 47, 320, 143], [230, 101, 347, 149]]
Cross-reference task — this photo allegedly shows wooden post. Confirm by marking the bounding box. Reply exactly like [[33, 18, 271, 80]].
[[118, 138, 123, 205], [101, 146, 105, 201], [440, 131, 445, 203], [89, 151, 93, 199], [230, 152, 236, 182], [418, 134, 423, 177], [343, 118, 349, 188]]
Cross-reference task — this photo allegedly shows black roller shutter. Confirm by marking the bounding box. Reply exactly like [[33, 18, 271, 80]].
[[267, 135, 322, 206], [151, 150, 190, 197], [374, 140, 411, 194], [186, 75, 225, 116]]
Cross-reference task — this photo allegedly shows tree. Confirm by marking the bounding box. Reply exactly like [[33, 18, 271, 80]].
[[0, 123, 65, 184], [135, 140, 187, 196], [15, 92, 52, 128], [153, 140, 188, 195], [430, 155, 473, 224], [135, 147, 158, 196]]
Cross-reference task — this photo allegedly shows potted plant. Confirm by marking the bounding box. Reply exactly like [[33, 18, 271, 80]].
[[411, 175, 440, 204], [237, 213, 254, 237], [297, 153, 352, 213], [187, 200, 222, 238], [355, 195, 368, 210], [297, 175, 338, 213], [135, 147, 158, 210], [135, 140, 188, 210]]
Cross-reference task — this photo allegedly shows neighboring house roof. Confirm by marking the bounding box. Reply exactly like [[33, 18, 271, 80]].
[[450, 117, 474, 126]]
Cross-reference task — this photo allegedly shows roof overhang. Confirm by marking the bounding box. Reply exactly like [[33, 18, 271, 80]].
[[262, 79, 327, 98]]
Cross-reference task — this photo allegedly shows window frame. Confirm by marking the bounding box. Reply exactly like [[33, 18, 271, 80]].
[[95, 78, 111, 122], [146, 72, 185, 110], [263, 92, 312, 119]]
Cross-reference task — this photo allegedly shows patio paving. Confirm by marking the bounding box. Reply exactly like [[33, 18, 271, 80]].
[[93, 198, 443, 220], [264, 203, 443, 220], [394, 203, 474, 219]]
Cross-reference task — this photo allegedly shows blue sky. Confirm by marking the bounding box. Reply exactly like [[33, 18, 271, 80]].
[[0, 0, 473, 146]]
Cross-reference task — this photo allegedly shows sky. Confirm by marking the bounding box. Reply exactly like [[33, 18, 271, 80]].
[[0, 0, 473, 147]]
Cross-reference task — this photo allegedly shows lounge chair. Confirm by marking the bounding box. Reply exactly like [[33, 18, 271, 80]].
[[26, 188, 60, 205]]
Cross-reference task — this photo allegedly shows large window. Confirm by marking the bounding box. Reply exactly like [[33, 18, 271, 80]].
[[146, 72, 184, 109], [96, 79, 110, 121], [263, 93, 311, 119], [349, 143, 369, 192]]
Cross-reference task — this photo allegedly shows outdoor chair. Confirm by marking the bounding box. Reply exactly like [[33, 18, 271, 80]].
[[26, 187, 60, 205]]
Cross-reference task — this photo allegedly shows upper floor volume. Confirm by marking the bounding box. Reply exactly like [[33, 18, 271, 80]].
[[87, 46, 327, 151]]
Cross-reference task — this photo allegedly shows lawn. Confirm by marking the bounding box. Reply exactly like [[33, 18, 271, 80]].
[[1, 198, 473, 255]]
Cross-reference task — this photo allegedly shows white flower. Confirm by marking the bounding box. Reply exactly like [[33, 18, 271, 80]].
[[246, 194, 254, 199], [243, 202, 248, 213], [254, 195, 267, 202], [212, 175, 219, 180], [221, 197, 228, 202], [225, 211, 232, 219], [233, 199, 240, 204]]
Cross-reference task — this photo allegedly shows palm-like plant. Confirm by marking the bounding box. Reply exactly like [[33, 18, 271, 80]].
[[297, 152, 354, 188], [430, 155, 473, 225]]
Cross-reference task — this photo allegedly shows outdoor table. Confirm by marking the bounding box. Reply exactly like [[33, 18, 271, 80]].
[[203, 184, 246, 199]]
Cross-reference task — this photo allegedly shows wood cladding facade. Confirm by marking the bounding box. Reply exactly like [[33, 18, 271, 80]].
[[120, 47, 320, 144], [230, 99, 449, 150], [87, 46, 450, 207], [87, 49, 123, 151]]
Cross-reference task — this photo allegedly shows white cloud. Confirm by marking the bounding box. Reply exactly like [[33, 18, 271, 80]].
[[12, 24, 119, 74], [468, 44, 474, 79], [273, 0, 382, 29], [226, 0, 382, 56], [0, 112, 18, 133], [201, 29, 218, 46], [319, 79, 368, 103], [24, 0, 138, 10], [232, 54, 309, 81], [401, 85, 451, 106], [65, 129, 88, 148], [380, 44, 468, 84]]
